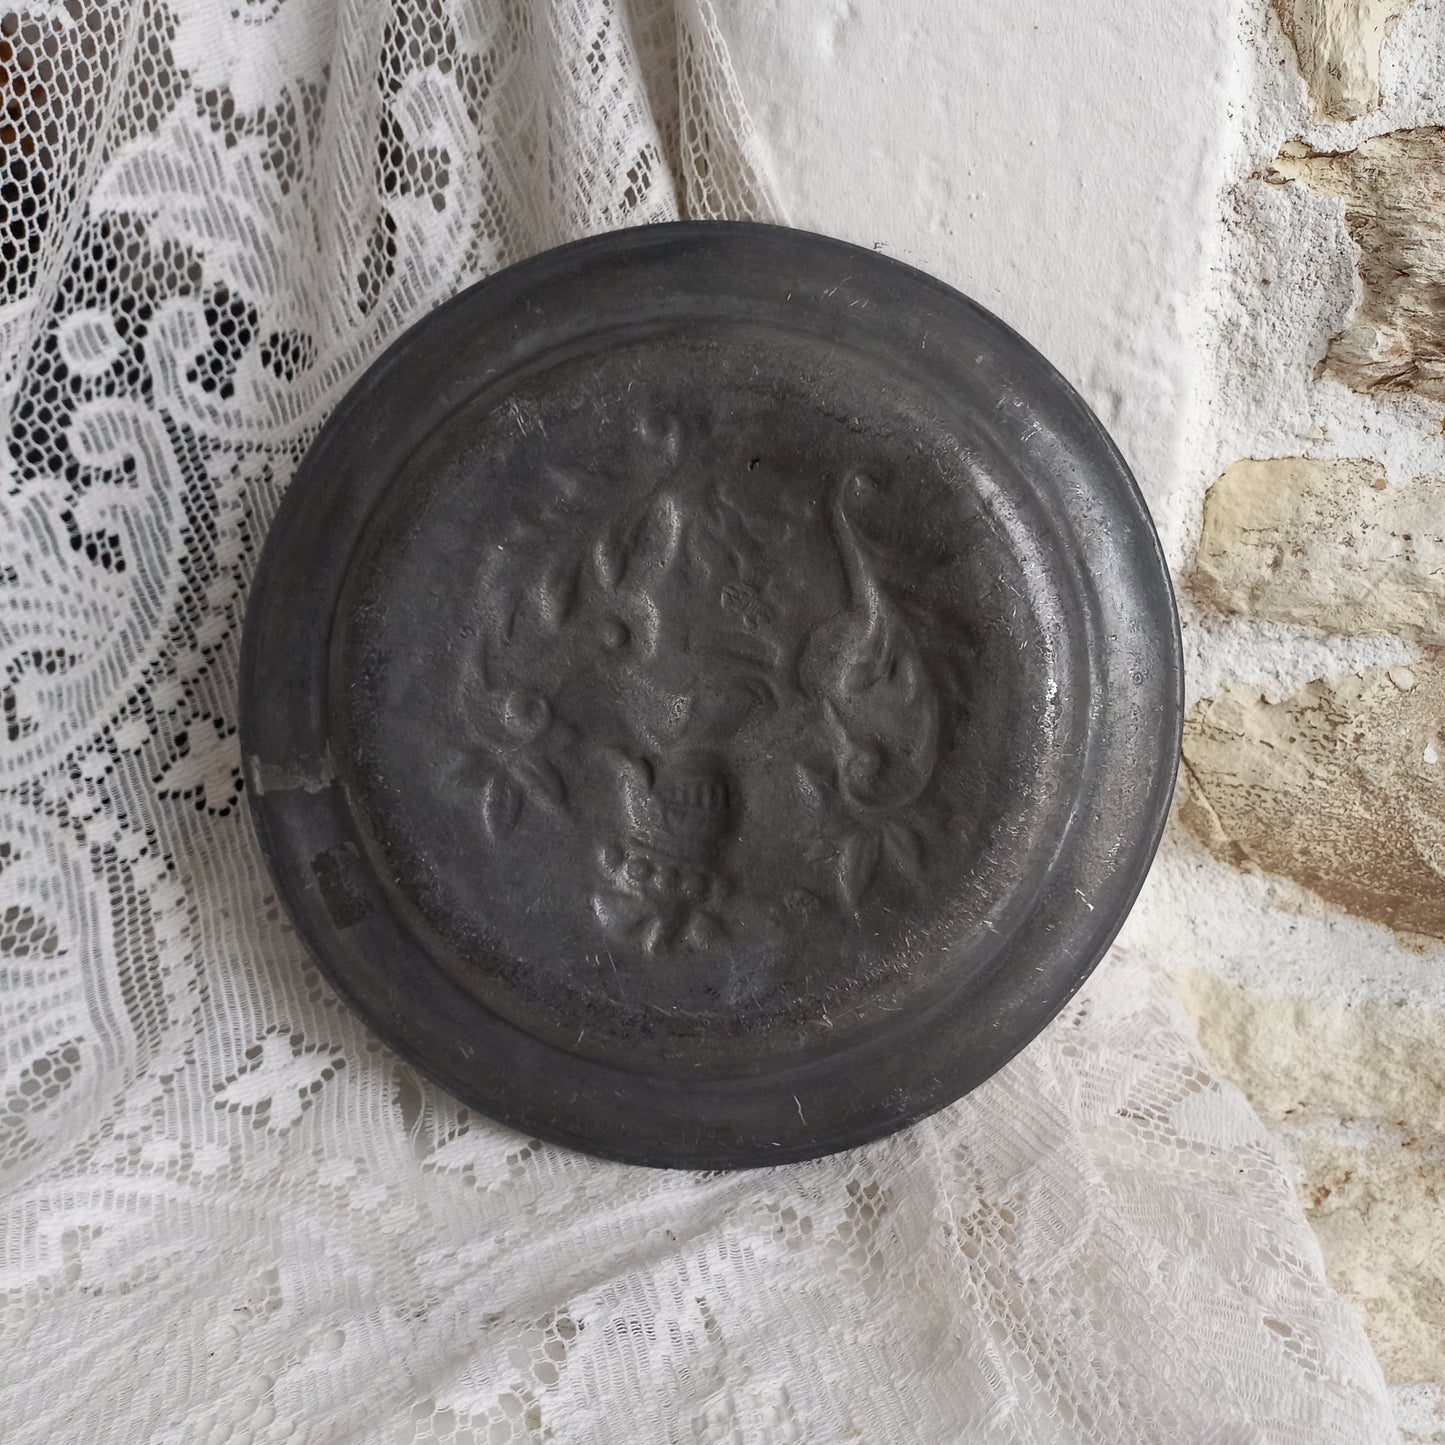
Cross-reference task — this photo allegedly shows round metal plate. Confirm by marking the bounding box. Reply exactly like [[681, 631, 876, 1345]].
[[240, 222, 1182, 1169]]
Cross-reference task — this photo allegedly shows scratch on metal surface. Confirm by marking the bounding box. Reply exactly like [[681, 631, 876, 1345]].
[[247, 748, 335, 796]]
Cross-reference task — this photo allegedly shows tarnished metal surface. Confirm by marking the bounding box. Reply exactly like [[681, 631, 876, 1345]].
[[241, 222, 1182, 1167]]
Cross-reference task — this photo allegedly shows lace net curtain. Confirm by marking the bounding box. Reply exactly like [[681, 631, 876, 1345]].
[[0, 2, 1395, 1441]]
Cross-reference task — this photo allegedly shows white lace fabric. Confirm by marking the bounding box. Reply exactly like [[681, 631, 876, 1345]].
[[0, 3, 1395, 1441]]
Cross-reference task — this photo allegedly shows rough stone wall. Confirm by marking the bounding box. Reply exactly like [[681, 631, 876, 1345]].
[[1272, 0, 1414, 119], [1120, 2, 1445, 1436]]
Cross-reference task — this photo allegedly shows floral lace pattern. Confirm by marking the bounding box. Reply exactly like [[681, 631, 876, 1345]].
[[0, 2, 1394, 1440]]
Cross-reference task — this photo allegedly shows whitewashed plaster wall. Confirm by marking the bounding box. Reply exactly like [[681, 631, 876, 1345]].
[[714, 0, 1237, 547], [720, 2, 1445, 1439]]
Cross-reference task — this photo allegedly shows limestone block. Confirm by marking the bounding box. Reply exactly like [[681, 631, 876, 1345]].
[[1192, 457, 1445, 642], [1273, 0, 1413, 120], [1303, 1134, 1445, 1385], [1270, 129, 1445, 401], [1181, 663, 1445, 938], [1175, 970, 1445, 1385], [1174, 969, 1445, 1128]]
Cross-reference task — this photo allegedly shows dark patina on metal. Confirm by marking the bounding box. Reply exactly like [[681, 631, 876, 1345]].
[[240, 222, 1183, 1168]]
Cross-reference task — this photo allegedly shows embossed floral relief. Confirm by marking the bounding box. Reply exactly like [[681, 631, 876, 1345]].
[[446, 416, 953, 959]]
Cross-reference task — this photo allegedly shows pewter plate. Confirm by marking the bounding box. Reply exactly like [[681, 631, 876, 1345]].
[[240, 222, 1181, 1168]]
